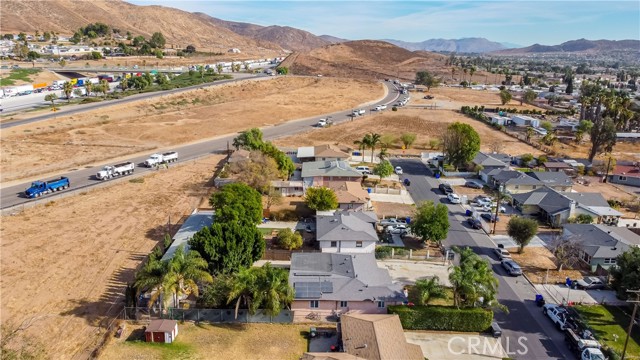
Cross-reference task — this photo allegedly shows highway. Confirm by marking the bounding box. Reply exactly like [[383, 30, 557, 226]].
[[390, 158, 576, 360], [1, 81, 400, 210]]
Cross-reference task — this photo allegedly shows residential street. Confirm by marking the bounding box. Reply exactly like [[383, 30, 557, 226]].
[[390, 158, 574, 360]]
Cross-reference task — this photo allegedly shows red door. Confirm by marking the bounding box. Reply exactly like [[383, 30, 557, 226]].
[[153, 332, 164, 343]]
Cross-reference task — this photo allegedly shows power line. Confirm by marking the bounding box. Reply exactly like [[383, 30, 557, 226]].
[[622, 289, 640, 360]]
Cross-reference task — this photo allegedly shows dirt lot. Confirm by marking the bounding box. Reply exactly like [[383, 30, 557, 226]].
[[510, 247, 582, 285], [99, 322, 309, 360], [1, 76, 381, 184], [373, 201, 415, 219], [273, 109, 543, 157], [0, 155, 223, 358], [418, 86, 542, 111], [0, 68, 66, 86]]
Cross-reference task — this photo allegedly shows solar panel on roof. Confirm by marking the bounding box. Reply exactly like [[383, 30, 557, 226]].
[[294, 281, 333, 298]]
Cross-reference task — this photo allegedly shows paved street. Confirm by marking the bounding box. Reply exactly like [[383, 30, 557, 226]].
[[390, 158, 574, 360]]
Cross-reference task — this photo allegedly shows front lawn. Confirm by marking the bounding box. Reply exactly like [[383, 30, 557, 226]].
[[574, 304, 640, 357]]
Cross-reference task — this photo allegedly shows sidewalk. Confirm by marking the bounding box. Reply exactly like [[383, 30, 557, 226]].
[[369, 192, 415, 204]]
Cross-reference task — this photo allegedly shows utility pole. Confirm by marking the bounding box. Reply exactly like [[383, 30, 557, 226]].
[[603, 156, 612, 183], [622, 289, 640, 360]]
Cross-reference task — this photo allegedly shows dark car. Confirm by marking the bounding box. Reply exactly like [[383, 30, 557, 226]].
[[403, 178, 411, 186], [466, 218, 482, 229], [465, 181, 483, 189], [439, 183, 453, 194], [481, 213, 500, 222]]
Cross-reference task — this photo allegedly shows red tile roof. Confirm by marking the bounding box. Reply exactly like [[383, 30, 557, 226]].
[[613, 165, 640, 178]]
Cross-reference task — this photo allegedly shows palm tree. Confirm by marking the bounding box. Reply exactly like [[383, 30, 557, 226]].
[[378, 147, 389, 161], [99, 79, 109, 98], [462, 68, 468, 82], [368, 133, 381, 164], [134, 258, 170, 314], [227, 263, 294, 319], [469, 67, 476, 83], [85, 81, 93, 96], [354, 136, 371, 163], [164, 246, 213, 308], [216, 64, 223, 74], [62, 81, 74, 102], [44, 93, 57, 110], [414, 276, 446, 306], [228, 266, 259, 319]]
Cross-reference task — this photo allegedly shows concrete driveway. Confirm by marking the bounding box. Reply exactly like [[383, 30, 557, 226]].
[[492, 235, 546, 248], [379, 259, 452, 286], [536, 284, 625, 306], [405, 332, 507, 360]]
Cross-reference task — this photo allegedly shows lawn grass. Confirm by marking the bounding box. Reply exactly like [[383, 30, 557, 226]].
[[0, 68, 41, 86], [574, 304, 640, 357], [407, 285, 455, 306], [109, 340, 194, 360]]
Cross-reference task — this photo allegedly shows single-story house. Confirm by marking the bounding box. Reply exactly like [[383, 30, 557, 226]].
[[543, 161, 575, 176], [328, 181, 371, 211], [608, 164, 640, 188], [289, 253, 405, 322], [272, 180, 305, 196], [316, 211, 378, 253], [490, 115, 511, 126], [563, 224, 640, 272], [161, 209, 213, 262], [511, 115, 540, 128], [493, 171, 543, 194], [302, 161, 363, 188], [297, 144, 350, 163], [471, 152, 511, 173], [528, 171, 573, 191], [145, 319, 178, 343]]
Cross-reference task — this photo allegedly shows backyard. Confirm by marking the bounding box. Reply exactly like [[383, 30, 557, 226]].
[[574, 304, 640, 358], [99, 322, 310, 360]]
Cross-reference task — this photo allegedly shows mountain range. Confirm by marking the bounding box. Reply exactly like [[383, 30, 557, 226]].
[[384, 37, 509, 53], [493, 38, 640, 55]]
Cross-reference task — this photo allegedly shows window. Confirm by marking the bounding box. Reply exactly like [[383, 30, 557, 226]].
[[377, 301, 385, 308], [532, 185, 537, 189], [310, 300, 319, 308], [604, 258, 617, 265], [330, 241, 337, 248], [514, 185, 519, 189], [339, 301, 348, 308], [619, 176, 627, 181], [356, 241, 363, 248]]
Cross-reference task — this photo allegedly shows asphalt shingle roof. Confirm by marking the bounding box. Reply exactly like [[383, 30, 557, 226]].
[[528, 171, 573, 186], [316, 211, 378, 242], [301, 160, 362, 178], [565, 224, 640, 258]]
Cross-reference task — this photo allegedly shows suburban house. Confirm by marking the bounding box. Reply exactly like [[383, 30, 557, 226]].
[[511, 115, 540, 128], [316, 211, 379, 253], [328, 181, 372, 211], [512, 188, 622, 227], [288, 253, 405, 322], [271, 180, 305, 196], [528, 171, 573, 191], [543, 161, 575, 176], [161, 209, 213, 262], [563, 224, 640, 272], [490, 169, 572, 194], [472, 152, 511, 173], [297, 145, 350, 163], [608, 164, 640, 188], [302, 161, 363, 188]]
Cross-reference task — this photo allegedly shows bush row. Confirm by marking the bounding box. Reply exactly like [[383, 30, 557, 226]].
[[388, 305, 493, 332]]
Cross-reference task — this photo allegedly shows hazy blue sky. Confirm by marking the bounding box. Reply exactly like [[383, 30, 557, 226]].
[[129, 1, 639, 46]]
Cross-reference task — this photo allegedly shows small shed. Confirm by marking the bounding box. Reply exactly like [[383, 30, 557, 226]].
[[145, 319, 178, 343]]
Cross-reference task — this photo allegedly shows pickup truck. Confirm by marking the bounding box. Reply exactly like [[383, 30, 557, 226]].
[[352, 109, 366, 116], [25, 177, 70, 198], [566, 328, 605, 360], [96, 162, 135, 180], [144, 151, 179, 167], [543, 304, 570, 330]]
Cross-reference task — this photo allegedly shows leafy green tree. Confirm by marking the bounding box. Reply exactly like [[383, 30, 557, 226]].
[[589, 116, 617, 162], [379, 134, 397, 149], [62, 81, 74, 102], [305, 187, 338, 211], [400, 133, 417, 149], [227, 263, 294, 318], [199, 274, 234, 308], [540, 121, 553, 133], [189, 221, 265, 275], [575, 214, 594, 224], [507, 217, 538, 253], [565, 76, 574, 94], [523, 89, 536, 104], [525, 127, 535, 142], [354, 135, 371, 161], [275, 228, 303, 250], [414, 276, 446, 306], [449, 247, 499, 308], [415, 70, 440, 91], [216, 63, 223, 74], [132, 35, 145, 47], [185, 45, 196, 53], [373, 160, 394, 179], [163, 245, 213, 307], [2, 34, 13, 40], [611, 247, 640, 299], [155, 73, 169, 86], [537, 155, 548, 165], [275, 66, 288, 75], [442, 122, 481, 170], [520, 153, 534, 165], [26, 51, 40, 61], [12, 43, 28, 59], [85, 81, 93, 96], [261, 142, 295, 179], [44, 93, 57, 110], [409, 201, 449, 245], [17, 32, 27, 42], [134, 256, 169, 312], [233, 128, 263, 150], [149, 32, 166, 48], [575, 120, 593, 143], [499, 90, 512, 105], [43, 31, 51, 42], [210, 183, 263, 225]]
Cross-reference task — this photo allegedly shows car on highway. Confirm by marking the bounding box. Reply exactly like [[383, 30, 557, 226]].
[[465, 181, 483, 189], [352, 109, 366, 116], [439, 183, 453, 194], [576, 277, 606, 290], [317, 119, 327, 127], [395, 166, 403, 175], [501, 259, 522, 276], [543, 304, 570, 330], [447, 193, 461, 204], [493, 246, 512, 260], [466, 217, 482, 229], [481, 213, 500, 222]]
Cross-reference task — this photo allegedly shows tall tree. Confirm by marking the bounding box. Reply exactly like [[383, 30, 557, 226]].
[[210, 182, 263, 225], [499, 90, 512, 105], [449, 247, 499, 308], [233, 128, 263, 150], [229, 151, 281, 194], [373, 160, 394, 179], [368, 133, 381, 163], [227, 263, 294, 318], [163, 245, 213, 307], [415, 71, 439, 91], [442, 122, 481, 170], [400, 133, 417, 149], [589, 116, 617, 162], [409, 200, 449, 246], [44, 93, 57, 110], [149, 32, 166, 48], [134, 257, 169, 312], [62, 81, 74, 102], [611, 247, 640, 299], [305, 187, 338, 211], [523, 89, 536, 104], [507, 217, 538, 253]]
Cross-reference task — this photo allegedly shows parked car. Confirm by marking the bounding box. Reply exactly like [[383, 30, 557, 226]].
[[380, 218, 406, 227], [501, 259, 522, 276], [423, 95, 434, 99], [543, 304, 570, 331], [447, 193, 461, 204], [493, 245, 512, 260], [481, 204, 507, 213], [466, 218, 482, 229], [465, 181, 483, 189], [387, 224, 408, 234], [395, 166, 403, 175], [474, 196, 492, 206], [403, 178, 411, 186], [576, 277, 605, 290], [355, 166, 372, 175], [439, 183, 453, 194], [481, 213, 500, 222]]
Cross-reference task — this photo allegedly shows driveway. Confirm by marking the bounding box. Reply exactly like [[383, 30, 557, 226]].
[[492, 235, 547, 248], [536, 284, 625, 306], [405, 332, 507, 360], [379, 259, 452, 286]]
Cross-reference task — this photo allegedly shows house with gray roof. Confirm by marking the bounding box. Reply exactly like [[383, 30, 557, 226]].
[[528, 171, 573, 191], [161, 209, 214, 262], [490, 169, 573, 194], [563, 224, 640, 272], [289, 253, 405, 322], [302, 161, 363, 188], [316, 211, 379, 253], [472, 152, 511, 172]]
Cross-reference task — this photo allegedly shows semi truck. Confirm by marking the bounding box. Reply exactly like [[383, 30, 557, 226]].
[[144, 151, 178, 167], [96, 162, 135, 180], [25, 177, 70, 198]]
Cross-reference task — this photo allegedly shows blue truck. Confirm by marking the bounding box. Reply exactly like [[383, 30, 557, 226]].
[[25, 177, 70, 198]]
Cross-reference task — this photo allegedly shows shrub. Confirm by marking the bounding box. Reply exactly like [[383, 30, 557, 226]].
[[375, 246, 392, 259], [392, 106, 398, 111], [388, 305, 493, 332], [269, 209, 298, 221], [275, 228, 303, 250]]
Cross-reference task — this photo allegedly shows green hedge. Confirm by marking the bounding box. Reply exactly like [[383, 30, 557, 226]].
[[388, 305, 493, 332]]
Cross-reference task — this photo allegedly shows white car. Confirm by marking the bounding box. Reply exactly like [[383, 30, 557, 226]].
[[395, 166, 403, 175], [447, 193, 461, 204], [474, 196, 492, 207], [317, 119, 327, 127], [379, 104, 387, 110], [386, 224, 407, 234]]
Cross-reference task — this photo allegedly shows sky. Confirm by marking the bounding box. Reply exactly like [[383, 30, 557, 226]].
[[129, 1, 639, 47]]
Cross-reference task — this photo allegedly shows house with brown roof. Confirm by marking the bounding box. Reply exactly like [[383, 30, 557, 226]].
[[328, 181, 371, 211], [298, 145, 351, 163], [608, 164, 640, 188], [543, 161, 575, 176]]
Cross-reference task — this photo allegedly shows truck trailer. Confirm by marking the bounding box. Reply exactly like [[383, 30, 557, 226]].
[[96, 162, 135, 180], [143, 151, 179, 167], [25, 177, 70, 198]]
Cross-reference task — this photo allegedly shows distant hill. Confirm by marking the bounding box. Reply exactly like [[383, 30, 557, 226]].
[[280, 40, 448, 80], [493, 38, 640, 55], [318, 35, 349, 44], [385, 37, 507, 53], [0, 0, 281, 53], [205, 16, 329, 52]]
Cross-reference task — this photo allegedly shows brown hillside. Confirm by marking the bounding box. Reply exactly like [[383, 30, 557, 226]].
[[0, 0, 282, 53], [281, 40, 449, 81]]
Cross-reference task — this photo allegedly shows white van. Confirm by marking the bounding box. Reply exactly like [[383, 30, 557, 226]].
[[355, 166, 372, 175]]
